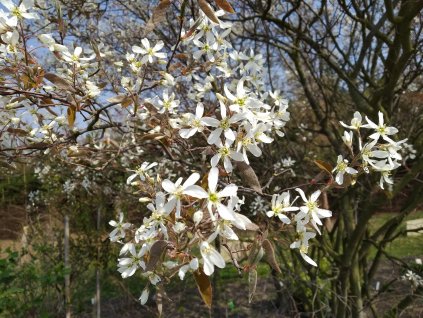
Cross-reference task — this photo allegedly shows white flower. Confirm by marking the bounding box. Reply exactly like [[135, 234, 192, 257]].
[[3, 0, 39, 27], [224, 79, 257, 119], [162, 172, 201, 218], [213, 28, 232, 49], [86, 80, 101, 98], [119, 242, 135, 256], [184, 167, 238, 221], [243, 49, 264, 73], [370, 160, 399, 189], [229, 50, 249, 63], [193, 38, 218, 62], [290, 223, 317, 266], [232, 211, 255, 230], [253, 123, 274, 144], [381, 140, 404, 162], [208, 219, 239, 241], [144, 271, 161, 285], [401, 270, 423, 288], [236, 123, 262, 164], [173, 221, 186, 233], [143, 192, 174, 239], [271, 102, 290, 136], [193, 18, 216, 43], [109, 212, 131, 241], [364, 111, 398, 144], [360, 139, 381, 167], [211, 138, 244, 173], [160, 72, 175, 86], [132, 39, 166, 63], [295, 189, 332, 234], [10, 117, 20, 124], [282, 157, 296, 168], [117, 244, 146, 278], [62, 46, 95, 65], [269, 90, 286, 106], [193, 210, 203, 226], [342, 131, 353, 147], [200, 241, 225, 275], [340, 111, 364, 130], [178, 258, 199, 280], [139, 288, 149, 305], [332, 155, 358, 185], [158, 90, 179, 114], [1, 30, 19, 54], [401, 141, 417, 161], [199, 9, 232, 28], [266, 192, 299, 224], [202, 101, 244, 145], [38, 34, 67, 52], [179, 103, 206, 138], [126, 162, 157, 184]]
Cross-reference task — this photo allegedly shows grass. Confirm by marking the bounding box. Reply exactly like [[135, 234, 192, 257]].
[[368, 210, 423, 259]]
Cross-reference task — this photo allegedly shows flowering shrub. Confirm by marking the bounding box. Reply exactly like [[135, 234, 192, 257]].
[[0, 0, 417, 312]]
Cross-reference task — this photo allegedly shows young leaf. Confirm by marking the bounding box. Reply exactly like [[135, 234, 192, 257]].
[[248, 269, 258, 303], [235, 162, 262, 193], [194, 269, 213, 308], [181, 17, 203, 40], [215, 0, 235, 13], [144, 0, 172, 35], [7, 127, 28, 137], [262, 239, 281, 273], [67, 106, 76, 127], [314, 159, 333, 175], [107, 94, 128, 104], [145, 240, 169, 272], [121, 96, 134, 108], [247, 240, 264, 267], [198, 0, 219, 24], [245, 221, 260, 232], [44, 73, 76, 93], [156, 284, 164, 317]]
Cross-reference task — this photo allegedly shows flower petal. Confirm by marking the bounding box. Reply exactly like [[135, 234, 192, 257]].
[[208, 167, 219, 192], [183, 173, 200, 188], [218, 184, 237, 198], [184, 185, 208, 198], [301, 252, 317, 267], [162, 179, 176, 193], [216, 203, 235, 221]]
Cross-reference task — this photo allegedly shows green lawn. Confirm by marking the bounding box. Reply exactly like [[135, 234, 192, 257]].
[[369, 210, 423, 258]]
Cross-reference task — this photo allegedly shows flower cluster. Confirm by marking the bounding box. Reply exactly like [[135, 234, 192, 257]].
[[266, 189, 332, 266], [111, 163, 258, 303], [0, 0, 104, 149], [338, 111, 406, 189], [106, 11, 298, 303], [401, 270, 423, 289]]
